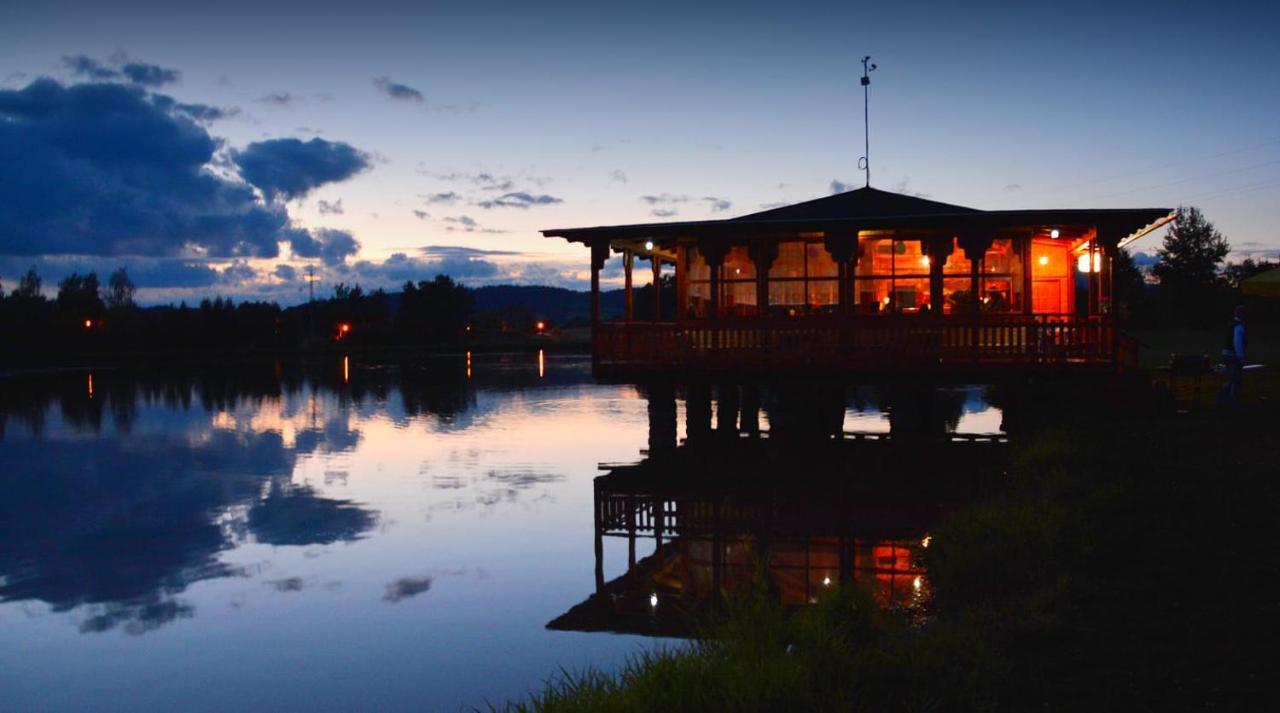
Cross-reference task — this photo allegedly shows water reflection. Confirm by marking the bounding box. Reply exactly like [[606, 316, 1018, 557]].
[[551, 383, 1007, 637], [0, 354, 587, 637]]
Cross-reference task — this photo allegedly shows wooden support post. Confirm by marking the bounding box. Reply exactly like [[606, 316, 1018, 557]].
[[824, 229, 858, 315], [959, 231, 993, 361], [651, 257, 662, 322], [623, 249, 634, 321], [590, 241, 609, 369], [740, 383, 761, 437], [647, 382, 677, 455], [752, 242, 778, 318], [594, 485, 605, 594], [686, 383, 712, 444], [716, 383, 739, 435]]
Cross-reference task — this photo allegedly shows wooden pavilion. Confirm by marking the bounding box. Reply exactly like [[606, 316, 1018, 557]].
[[543, 187, 1173, 379]]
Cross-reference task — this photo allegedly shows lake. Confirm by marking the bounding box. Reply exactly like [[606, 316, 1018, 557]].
[[0, 354, 1004, 712]]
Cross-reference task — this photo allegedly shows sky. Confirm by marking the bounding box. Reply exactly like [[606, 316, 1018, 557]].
[[1, 0, 1277, 304]]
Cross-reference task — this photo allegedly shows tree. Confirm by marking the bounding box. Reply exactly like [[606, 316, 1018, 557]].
[[105, 267, 137, 310], [56, 272, 104, 322], [1152, 206, 1229, 290], [14, 267, 42, 300], [1113, 247, 1147, 323], [1223, 258, 1280, 288]]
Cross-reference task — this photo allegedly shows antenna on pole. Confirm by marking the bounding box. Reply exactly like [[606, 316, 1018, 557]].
[[859, 56, 877, 188]]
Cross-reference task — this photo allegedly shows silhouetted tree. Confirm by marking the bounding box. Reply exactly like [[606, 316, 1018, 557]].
[[14, 267, 42, 300], [56, 272, 104, 323], [105, 268, 137, 310], [1223, 258, 1279, 288], [1152, 206, 1230, 325]]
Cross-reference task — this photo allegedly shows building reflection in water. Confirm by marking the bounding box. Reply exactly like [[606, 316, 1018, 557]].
[[550, 382, 1007, 637]]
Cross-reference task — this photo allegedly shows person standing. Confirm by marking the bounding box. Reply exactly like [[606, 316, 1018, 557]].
[[1219, 305, 1248, 408]]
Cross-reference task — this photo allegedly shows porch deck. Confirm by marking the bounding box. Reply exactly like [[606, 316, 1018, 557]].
[[594, 314, 1137, 379]]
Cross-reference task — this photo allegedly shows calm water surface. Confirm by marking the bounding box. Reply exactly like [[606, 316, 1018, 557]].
[[0, 354, 1002, 712]]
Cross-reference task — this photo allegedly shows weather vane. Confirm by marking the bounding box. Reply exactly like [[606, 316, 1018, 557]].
[[859, 56, 877, 188]]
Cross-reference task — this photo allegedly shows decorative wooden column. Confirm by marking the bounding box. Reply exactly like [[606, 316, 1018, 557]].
[[751, 241, 778, 317], [926, 235, 953, 314], [623, 249, 634, 321], [958, 229, 993, 360], [823, 228, 858, 315], [1020, 234, 1033, 315], [651, 256, 662, 322], [699, 242, 728, 319]]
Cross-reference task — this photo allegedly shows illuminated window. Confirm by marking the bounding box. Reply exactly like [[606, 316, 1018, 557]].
[[684, 245, 758, 318], [853, 236, 931, 314], [767, 241, 839, 316]]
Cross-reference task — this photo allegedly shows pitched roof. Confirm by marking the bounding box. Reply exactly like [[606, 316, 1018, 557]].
[[734, 186, 981, 221]]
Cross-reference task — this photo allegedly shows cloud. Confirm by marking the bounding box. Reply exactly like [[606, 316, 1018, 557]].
[[441, 215, 506, 233], [287, 228, 360, 266], [830, 179, 855, 194], [419, 245, 519, 258], [257, 92, 295, 107], [0, 78, 296, 259], [352, 252, 500, 284], [372, 76, 424, 102], [418, 170, 525, 192], [62, 55, 118, 80], [220, 260, 257, 284], [232, 138, 371, 202], [610, 169, 628, 184], [1003, 183, 1022, 192], [412, 209, 430, 220], [274, 264, 297, 281], [651, 208, 678, 217], [420, 191, 460, 204], [475, 192, 562, 209], [121, 62, 180, 87], [383, 576, 432, 603], [640, 193, 689, 205], [149, 96, 237, 123], [444, 215, 477, 228], [317, 199, 344, 215], [702, 196, 731, 212]]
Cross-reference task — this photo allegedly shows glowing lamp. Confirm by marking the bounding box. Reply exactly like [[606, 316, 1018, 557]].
[[912, 576, 923, 591], [339, 323, 351, 333], [822, 576, 831, 587], [919, 255, 930, 267], [1050, 229, 1060, 238], [649, 593, 658, 608], [83, 319, 92, 329], [535, 320, 546, 332], [644, 240, 655, 251], [1077, 253, 1102, 273], [1038, 255, 1049, 267], [921, 535, 932, 549]]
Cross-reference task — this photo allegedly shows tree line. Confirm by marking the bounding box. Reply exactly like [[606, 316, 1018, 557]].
[[0, 272, 497, 365]]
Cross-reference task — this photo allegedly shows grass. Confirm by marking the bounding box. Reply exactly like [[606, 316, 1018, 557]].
[[499, 387, 1279, 712]]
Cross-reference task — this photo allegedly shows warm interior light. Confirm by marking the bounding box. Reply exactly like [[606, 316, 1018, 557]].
[[1050, 229, 1060, 238], [338, 323, 351, 333], [535, 320, 546, 332], [1077, 253, 1101, 273], [921, 535, 932, 549], [912, 576, 923, 591], [83, 319, 92, 328], [822, 576, 831, 587], [649, 593, 658, 608], [1038, 255, 1049, 267], [644, 240, 655, 251], [881, 295, 890, 305], [919, 255, 930, 267]]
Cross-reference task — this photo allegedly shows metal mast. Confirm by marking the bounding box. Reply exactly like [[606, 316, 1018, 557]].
[[859, 56, 877, 188]]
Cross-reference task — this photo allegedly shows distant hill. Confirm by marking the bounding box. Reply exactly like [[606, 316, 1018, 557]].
[[471, 285, 625, 323]]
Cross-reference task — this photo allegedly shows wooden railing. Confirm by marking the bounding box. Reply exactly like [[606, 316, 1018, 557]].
[[595, 314, 1127, 375]]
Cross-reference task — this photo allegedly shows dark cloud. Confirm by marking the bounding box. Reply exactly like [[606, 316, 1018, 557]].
[[475, 191, 562, 209], [1003, 183, 1022, 192], [122, 62, 181, 87], [412, 209, 430, 220], [0, 78, 293, 258], [232, 138, 371, 202], [610, 169, 628, 184], [317, 199, 344, 215], [419, 245, 519, 258], [274, 264, 297, 281], [650, 208, 678, 218], [419, 171, 520, 192], [372, 76, 424, 102], [640, 193, 689, 205], [287, 228, 360, 266], [220, 260, 257, 284], [267, 577, 307, 592], [830, 179, 855, 194], [352, 252, 500, 284], [702, 196, 731, 212], [421, 191, 460, 204], [444, 215, 477, 228], [148, 94, 236, 123], [441, 215, 506, 233], [257, 92, 295, 107], [62, 55, 118, 80], [383, 576, 432, 603]]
